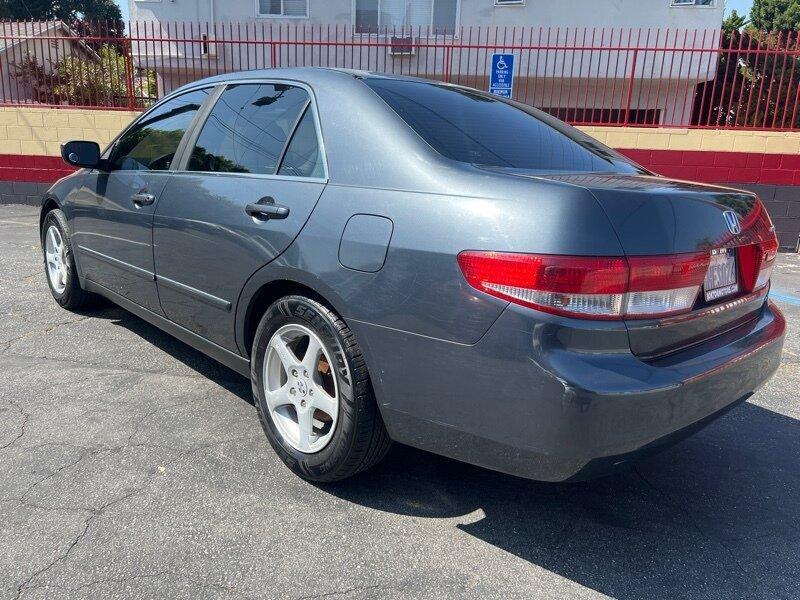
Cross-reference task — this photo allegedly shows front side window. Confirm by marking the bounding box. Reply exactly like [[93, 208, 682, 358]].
[[109, 88, 210, 171], [355, 0, 458, 34], [188, 83, 311, 175], [258, 0, 309, 17], [364, 78, 644, 174]]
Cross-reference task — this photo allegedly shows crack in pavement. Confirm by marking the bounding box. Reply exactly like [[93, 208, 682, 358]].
[[13, 490, 145, 600], [7, 431, 254, 509], [25, 570, 238, 597], [0, 399, 29, 450], [8, 430, 259, 598], [295, 584, 383, 600], [0, 316, 88, 354], [2, 351, 245, 385], [11, 401, 187, 505]]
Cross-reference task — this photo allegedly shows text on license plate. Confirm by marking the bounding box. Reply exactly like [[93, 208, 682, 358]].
[[704, 248, 738, 302]]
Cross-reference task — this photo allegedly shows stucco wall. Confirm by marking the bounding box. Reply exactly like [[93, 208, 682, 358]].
[[130, 0, 724, 30]]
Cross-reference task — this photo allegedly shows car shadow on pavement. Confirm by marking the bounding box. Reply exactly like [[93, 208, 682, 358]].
[[319, 402, 800, 599], [85, 301, 798, 598], [89, 301, 254, 405]]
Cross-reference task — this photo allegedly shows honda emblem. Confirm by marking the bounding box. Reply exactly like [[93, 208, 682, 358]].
[[723, 211, 742, 235]]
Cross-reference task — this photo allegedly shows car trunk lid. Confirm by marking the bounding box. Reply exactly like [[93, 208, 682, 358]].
[[495, 171, 778, 358]]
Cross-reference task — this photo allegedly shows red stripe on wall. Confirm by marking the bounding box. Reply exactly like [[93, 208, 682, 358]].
[[618, 149, 800, 186], [0, 154, 75, 183], [0, 151, 798, 187]]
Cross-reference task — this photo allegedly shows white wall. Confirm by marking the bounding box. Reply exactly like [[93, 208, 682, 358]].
[[130, 0, 725, 31], [460, 0, 724, 30]]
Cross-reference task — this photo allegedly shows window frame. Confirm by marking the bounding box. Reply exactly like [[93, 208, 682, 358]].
[[494, 0, 525, 5], [352, 0, 461, 36], [256, 0, 310, 19], [174, 78, 329, 183], [100, 85, 217, 173]]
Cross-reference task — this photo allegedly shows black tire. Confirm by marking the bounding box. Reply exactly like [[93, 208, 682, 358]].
[[251, 295, 392, 482], [41, 208, 94, 310]]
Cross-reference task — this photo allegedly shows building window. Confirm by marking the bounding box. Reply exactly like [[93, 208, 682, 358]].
[[495, 0, 525, 5], [257, 0, 309, 18], [670, 0, 714, 6], [355, 0, 459, 34]]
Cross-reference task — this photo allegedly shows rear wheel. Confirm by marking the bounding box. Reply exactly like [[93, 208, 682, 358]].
[[251, 295, 391, 481], [41, 209, 94, 310]]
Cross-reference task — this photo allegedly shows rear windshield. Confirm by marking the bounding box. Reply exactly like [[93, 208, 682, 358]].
[[364, 78, 644, 175]]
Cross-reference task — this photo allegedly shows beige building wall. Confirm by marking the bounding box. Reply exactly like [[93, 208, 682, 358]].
[[3, 105, 800, 157]]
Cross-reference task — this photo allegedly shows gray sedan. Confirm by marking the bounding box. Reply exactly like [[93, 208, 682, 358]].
[[41, 68, 785, 482]]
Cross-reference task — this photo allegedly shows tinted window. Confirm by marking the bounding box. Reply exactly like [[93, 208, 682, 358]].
[[110, 89, 209, 171], [364, 78, 643, 174], [189, 84, 309, 175], [278, 108, 324, 178]]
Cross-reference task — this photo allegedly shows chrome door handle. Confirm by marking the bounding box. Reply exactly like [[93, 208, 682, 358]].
[[131, 192, 155, 207], [245, 198, 290, 221]]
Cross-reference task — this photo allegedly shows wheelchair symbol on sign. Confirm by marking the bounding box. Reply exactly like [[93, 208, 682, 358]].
[[496, 57, 508, 70]]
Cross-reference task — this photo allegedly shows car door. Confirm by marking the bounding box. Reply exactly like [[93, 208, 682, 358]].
[[152, 81, 328, 352], [70, 88, 213, 314]]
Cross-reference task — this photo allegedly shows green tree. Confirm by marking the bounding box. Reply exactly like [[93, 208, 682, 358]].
[[694, 1, 800, 129], [722, 9, 749, 33], [0, 0, 121, 21], [750, 0, 800, 31]]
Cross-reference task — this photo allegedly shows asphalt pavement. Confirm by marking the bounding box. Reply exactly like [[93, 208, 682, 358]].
[[1, 203, 799, 600]]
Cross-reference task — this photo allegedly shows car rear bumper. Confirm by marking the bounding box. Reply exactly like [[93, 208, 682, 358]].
[[353, 300, 785, 482]]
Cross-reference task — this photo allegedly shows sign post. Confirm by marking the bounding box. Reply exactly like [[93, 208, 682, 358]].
[[489, 53, 515, 98]]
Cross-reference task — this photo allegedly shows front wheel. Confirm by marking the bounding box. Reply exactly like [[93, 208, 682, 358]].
[[251, 295, 391, 482], [41, 208, 94, 310]]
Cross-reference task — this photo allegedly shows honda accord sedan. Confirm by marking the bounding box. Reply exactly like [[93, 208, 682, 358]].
[[40, 68, 785, 482]]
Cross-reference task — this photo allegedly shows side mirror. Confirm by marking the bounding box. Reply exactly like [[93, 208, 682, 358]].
[[61, 140, 101, 169]]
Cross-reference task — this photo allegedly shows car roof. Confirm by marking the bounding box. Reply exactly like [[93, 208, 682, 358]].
[[167, 66, 459, 97]]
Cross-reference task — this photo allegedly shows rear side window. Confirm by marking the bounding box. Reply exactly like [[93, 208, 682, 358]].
[[188, 83, 309, 175], [277, 107, 324, 178], [110, 88, 210, 171], [364, 78, 642, 174]]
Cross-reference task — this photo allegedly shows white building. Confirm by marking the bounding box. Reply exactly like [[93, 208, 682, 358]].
[[129, 0, 726, 125]]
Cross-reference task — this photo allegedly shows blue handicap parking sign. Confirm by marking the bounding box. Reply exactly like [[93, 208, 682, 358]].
[[489, 53, 515, 98]]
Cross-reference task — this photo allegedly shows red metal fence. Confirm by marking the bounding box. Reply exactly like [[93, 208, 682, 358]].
[[1, 20, 799, 131]]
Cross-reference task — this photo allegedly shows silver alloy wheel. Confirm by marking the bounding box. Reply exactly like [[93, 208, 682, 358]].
[[263, 323, 340, 454], [45, 225, 68, 294]]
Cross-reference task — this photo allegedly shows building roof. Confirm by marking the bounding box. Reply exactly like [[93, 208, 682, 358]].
[[0, 20, 96, 57]]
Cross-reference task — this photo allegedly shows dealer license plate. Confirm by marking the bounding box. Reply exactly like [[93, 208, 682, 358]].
[[704, 248, 738, 302]]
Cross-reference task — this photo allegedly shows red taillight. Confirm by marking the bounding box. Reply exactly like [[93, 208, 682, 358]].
[[628, 253, 709, 291], [755, 236, 779, 291], [457, 252, 628, 319], [738, 236, 779, 294], [457, 251, 711, 320]]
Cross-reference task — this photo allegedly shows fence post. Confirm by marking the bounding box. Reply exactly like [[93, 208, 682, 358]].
[[443, 45, 452, 83], [623, 48, 638, 126], [124, 34, 136, 109]]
